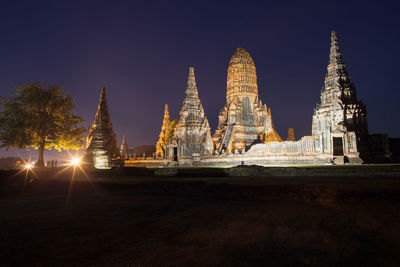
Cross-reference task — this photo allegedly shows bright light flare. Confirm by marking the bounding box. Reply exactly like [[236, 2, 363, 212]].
[[25, 163, 33, 170], [70, 157, 81, 166]]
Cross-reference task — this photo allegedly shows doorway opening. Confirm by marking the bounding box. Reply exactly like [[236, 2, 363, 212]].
[[333, 137, 344, 156], [173, 147, 178, 161]]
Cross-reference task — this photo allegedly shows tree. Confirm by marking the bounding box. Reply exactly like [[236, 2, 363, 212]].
[[0, 82, 87, 167]]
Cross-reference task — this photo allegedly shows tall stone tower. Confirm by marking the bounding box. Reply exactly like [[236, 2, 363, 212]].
[[312, 31, 368, 162], [84, 87, 120, 168], [165, 67, 213, 163], [226, 48, 259, 104], [120, 134, 128, 158], [155, 104, 172, 158], [213, 47, 280, 152]]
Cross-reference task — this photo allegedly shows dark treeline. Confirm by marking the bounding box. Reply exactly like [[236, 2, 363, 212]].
[[0, 157, 21, 170]]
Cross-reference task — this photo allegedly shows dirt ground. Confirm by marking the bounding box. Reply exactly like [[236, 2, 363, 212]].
[[1, 168, 400, 266]]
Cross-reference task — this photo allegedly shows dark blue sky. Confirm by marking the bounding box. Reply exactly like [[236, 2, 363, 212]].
[[1, 0, 399, 159]]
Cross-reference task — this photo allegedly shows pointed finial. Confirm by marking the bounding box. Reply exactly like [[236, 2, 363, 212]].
[[329, 30, 343, 64], [331, 30, 337, 40], [189, 66, 194, 76], [236, 47, 246, 53], [330, 31, 338, 50], [164, 104, 169, 117], [100, 87, 106, 101], [185, 66, 198, 97], [95, 87, 110, 119], [163, 103, 170, 123]]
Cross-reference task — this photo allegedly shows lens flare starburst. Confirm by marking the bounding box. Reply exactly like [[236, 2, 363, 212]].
[[70, 157, 81, 166], [25, 163, 33, 170]]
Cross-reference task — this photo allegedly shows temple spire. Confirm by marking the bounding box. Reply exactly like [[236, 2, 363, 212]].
[[321, 30, 357, 105], [185, 67, 198, 98], [120, 134, 128, 158], [163, 104, 170, 124], [264, 108, 282, 143], [166, 66, 213, 160], [329, 30, 344, 65], [155, 104, 173, 158], [178, 67, 205, 126], [84, 87, 120, 168], [100, 87, 106, 103], [312, 31, 369, 162], [95, 87, 109, 122], [326, 30, 348, 81]]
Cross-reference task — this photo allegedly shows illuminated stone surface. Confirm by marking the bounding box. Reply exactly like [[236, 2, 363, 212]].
[[226, 48, 258, 104], [144, 31, 366, 167], [212, 48, 280, 152], [312, 30, 367, 162], [264, 108, 282, 143], [286, 128, 296, 141], [165, 67, 213, 164], [84, 88, 120, 169], [120, 134, 128, 158], [155, 104, 177, 158], [205, 32, 363, 165]]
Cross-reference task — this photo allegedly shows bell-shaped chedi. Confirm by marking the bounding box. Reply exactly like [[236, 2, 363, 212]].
[[213, 47, 276, 152], [155, 104, 177, 158], [286, 128, 296, 141], [312, 31, 368, 161], [84, 87, 120, 168], [165, 67, 213, 162]]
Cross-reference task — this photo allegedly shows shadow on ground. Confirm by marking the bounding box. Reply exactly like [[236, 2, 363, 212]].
[[0, 167, 399, 266]]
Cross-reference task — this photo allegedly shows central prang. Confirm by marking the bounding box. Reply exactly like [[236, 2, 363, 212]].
[[213, 47, 281, 153], [226, 47, 259, 104]]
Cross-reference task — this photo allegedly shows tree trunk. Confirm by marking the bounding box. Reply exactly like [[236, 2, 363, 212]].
[[36, 145, 45, 168]]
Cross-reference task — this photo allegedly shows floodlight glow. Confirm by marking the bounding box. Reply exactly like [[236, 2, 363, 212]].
[[25, 163, 32, 170], [71, 158, 81, 166]]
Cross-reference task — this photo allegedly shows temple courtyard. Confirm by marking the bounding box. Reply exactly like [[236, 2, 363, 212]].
[[1, 166, 400, 266]]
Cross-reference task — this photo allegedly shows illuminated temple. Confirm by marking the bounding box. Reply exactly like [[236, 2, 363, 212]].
[[157, 30, 367, 166], [212, 47, 282, 152], [87, 31, 369, 168], [84, 88, 120, 168]]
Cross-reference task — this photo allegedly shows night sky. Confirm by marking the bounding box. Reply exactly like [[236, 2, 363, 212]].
[[1, 0, 399, 159]]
